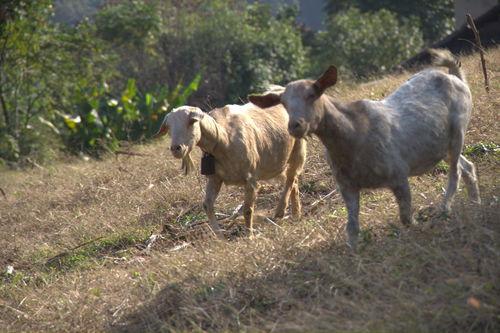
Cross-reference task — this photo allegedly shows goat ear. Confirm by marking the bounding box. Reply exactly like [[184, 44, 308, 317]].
[[188, 109, 204, 125], [153, 122, 168, 139], [248, 93, 281, 109], [313, 65, 337, 95]]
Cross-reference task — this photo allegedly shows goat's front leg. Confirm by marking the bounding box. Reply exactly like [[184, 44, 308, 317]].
[[243, 179, 258, 234], [203, 176, 223, 236], [391, 179, 414, 226], [340, 187, 360, 250]]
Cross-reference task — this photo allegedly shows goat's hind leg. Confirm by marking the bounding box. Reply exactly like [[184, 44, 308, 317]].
[[244, 180, 258, 235], [443, 135, 465, 213], [290, 180, 301, 219], [459, 154, 481, 204], [275, 175, 294, 219]]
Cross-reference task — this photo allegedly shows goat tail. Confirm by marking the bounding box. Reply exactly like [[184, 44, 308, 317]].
[[429, 48, 466, 82]]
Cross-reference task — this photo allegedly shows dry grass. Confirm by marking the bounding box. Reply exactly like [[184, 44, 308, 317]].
[[0, 49, 499, 332]]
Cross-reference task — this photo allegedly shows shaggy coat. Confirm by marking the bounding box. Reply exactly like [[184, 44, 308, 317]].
[[249, 49, 480, 249], [155, 100, 306, 234]]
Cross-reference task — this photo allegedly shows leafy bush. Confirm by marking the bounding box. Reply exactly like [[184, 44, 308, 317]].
[[94, 0, 159, 46], [324, 0, 454, 43], [313, 7, 423, 78], [0, 1, 116, 165], [59, 75, 201, 155], [0, 1, 201, 164], [157, 1, 307, 106]]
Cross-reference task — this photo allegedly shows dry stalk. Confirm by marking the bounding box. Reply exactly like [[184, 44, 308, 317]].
[[115, 150, 151, 157], [45, 236, 105, 265], [305, 189, 337, 215], [466, 13, 490, 93], [0, 301, 29, 319]]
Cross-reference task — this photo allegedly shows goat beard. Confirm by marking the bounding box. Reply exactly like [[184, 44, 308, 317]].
[[181, 150, 195, 175]]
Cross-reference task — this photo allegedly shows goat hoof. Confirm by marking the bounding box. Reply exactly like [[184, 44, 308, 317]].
[[346, 238, 358, 252], [274, 211, 285, 219], [401, 216, 417, 227]]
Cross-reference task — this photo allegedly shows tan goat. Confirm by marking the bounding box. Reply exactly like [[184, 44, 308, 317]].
[[155, 101, 306, 235]]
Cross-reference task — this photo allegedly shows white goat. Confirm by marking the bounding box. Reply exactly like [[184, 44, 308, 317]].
[[155, 99, 306, 234], [249, 49, 480, 249]]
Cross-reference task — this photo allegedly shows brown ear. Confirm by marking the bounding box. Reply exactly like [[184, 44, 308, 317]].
[[248, 93, 281, 109], [153, 122, 168, 139], [188, 108, 204, 125], [154, 113, 170, 138], [313, 65, 337, 95]]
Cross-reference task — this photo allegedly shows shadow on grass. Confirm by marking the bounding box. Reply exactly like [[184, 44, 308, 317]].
[[110, 200, 500, 333]]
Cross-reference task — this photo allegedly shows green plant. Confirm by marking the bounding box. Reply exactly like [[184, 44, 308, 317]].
[[0, 1, 115, 165], [157, 1, 307, 105], [60, 75, 200, 156], [324, 0, 454, 43], [313, 7, 423, 78]]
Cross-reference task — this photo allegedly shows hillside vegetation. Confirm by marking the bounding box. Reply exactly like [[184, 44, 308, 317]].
[[0, 49, 499, 332]]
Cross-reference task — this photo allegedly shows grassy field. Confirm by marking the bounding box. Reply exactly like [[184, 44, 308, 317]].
[[1, 49, 499, 332]]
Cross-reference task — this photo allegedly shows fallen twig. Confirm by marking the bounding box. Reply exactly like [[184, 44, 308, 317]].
[[305, 189, 337, 214], [217, 203, 243, 221], [263, 217, 282, 229], [45, 236, 105, 264], [167, 242, 191, 252], [0, 301, 29, 319], [115, 150, 151, 157], [175, 205, 200, 224], [141, 234, 164, 253], [0, 187, 6, 199]]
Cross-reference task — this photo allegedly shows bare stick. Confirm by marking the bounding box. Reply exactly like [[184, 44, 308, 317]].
[[0, 301, 29, 319], [305, 189, 337, 214], [263, 217, 282, 229], [0, 187, 6, 199], [115, 150, 151, 157], [167, 242, 190, 252], [466, 14, 489, 93], [46, 236, 105, 264]]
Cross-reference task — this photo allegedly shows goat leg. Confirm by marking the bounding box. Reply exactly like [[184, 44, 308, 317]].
[[340, 187, 360, 250], [392, 179, 415, 226], [243, 180, 258, 235], [203, 176, 223, 236]]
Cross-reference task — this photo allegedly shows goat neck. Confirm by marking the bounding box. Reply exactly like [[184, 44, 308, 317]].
[[197, 114, 228, 156], [315, 95, 355, 143]]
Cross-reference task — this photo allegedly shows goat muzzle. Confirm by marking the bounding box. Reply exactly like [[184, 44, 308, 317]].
[[288, 119, 308, 138]]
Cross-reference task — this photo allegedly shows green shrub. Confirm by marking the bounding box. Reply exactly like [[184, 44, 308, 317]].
[[157, 1, 307, 106], [324, 0, 454, 43], [313, 7, 423, 78], [0, 1, 115, 165], [59, 76, 200, 156]]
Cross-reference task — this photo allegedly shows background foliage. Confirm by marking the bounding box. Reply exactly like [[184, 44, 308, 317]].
[[313, 7, 424, 78], [324, 0, 455, 42], [0, 0, 456, 166]]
